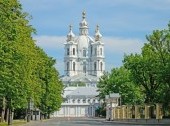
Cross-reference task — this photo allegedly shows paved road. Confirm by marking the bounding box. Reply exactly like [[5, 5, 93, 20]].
[[22, 117, 167, 126]]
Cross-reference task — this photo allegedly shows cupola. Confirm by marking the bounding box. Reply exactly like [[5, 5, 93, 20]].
[[79, 11, 88, 35], [95, 25, 102, 41], [67, 25, 75, 42]]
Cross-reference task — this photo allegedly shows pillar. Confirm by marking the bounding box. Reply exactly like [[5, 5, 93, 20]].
[[135, 105, 140, 119], [156, 103, 162, 119], [122, 105, 126, 119], [127, 105, 132, 119], [144, 104, 150, 119]]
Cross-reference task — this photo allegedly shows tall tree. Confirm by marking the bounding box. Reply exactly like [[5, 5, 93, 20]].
[[145, 24, 170, 105], [35, 48, 63, 119], [97, 67, 144, 105], [124, 22, 170, 105], [0, 0, 63, 123]]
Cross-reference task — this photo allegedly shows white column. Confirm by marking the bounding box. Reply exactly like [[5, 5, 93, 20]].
[[92, 106, 94, 117]]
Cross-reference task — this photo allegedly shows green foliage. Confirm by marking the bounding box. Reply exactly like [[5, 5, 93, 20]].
[[124, 22, 170, 105], [97, 68, 144, 105], [37, 51, 63, 114], [98, 22, 170, 106], [0, 0, 63, 119]]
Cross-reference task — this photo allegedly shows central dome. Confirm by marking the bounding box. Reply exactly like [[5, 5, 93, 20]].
[[76, 35, 89, 49]]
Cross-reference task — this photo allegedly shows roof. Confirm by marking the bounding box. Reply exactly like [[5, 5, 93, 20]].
[[105, 93, 120, 100], [63, 87, 78, 98], [61, 74, 99, 83], [65, 87, 99, 99], [76, 35, 93, 52]]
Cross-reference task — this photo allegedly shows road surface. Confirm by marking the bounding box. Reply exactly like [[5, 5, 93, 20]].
[[22, 117, 167, 126]]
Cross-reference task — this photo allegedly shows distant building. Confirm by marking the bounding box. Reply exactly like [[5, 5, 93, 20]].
[[52, 11, 105, 117]]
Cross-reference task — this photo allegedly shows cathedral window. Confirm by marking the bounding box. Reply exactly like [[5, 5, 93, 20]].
[[94, 62, 96, 71], [67, 62, 69, 71], [100, 48, 102, 55], [67, 48, 69, 55], [83, 62, 86, 73], [73, 48, 75, 55], [100, 62, 103, 71], [83, 99, 86, 103], [73, 62, 76, 71], [91, 46, 93, 56], [95, 48, 97, 56], [83, 49, 86, 57]]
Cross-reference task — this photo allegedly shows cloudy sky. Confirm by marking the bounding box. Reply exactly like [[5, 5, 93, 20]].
[[20, 0, 170, 75]]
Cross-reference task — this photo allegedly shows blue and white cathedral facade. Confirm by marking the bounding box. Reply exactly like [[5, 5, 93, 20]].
[[52, 12, 106, 117], [61, 11, 105, 87]]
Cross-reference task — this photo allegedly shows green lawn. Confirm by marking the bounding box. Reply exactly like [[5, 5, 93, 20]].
[[0, 120, 27, 126]]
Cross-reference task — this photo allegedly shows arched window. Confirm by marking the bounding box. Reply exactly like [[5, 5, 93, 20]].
[[83, 99, 86, 103], [67, 62, 69, 71], [100, 62, 103, 71], [91, 46, 93, 56], [83, 62, 86, 73], [94, 62, 96, 71], [67, 48, 69, 55], [100, 48, 102, 55], [95, 48, 97, 56], [77, 99, 80, 103], [73, 48, 75, 55], [73, 62, 75, 71], [83, 49, 86, 57]]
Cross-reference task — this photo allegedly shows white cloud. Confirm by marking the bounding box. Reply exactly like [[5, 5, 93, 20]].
[[35, 36, 65, 49], [35, 35, 143, 55], [103, 37, 143, 54]]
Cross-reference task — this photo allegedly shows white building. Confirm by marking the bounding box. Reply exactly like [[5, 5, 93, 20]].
[[52, 11, 105, 117], [61, 11, 105, 87]]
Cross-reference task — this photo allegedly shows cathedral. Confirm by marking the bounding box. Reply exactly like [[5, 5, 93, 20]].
[[61, 11, 105, 87], [52, 12, 105, 117]]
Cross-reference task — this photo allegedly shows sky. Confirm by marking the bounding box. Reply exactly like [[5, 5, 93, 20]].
[[20, 0, 170, 75]]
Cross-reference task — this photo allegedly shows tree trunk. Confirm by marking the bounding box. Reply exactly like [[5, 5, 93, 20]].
[[35, 111, 37, 121], [47, 113, 50, 119], [27, 99, 31, 122], [5, 108, 9, 122], [8, 108, 12, 125], [44, 114, 47, 119], [31, 110, 33, 120], [1, 109, 5, 122], [1, 97, 6, 122], [40, 112, 43, 120]]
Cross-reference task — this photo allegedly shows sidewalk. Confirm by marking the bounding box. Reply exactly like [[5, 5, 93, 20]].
[[104, 119, 170, 125], [20, 120, 46, 126]]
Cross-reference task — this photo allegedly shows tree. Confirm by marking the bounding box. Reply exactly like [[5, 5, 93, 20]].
[[97, 67, 144, 105], [124, 22, 170, 105], [0, 0, 37, 124], [0, 0, 63, 124], [124, 47, 161, 104], [145, 24, 170, 105], [36, 48, 63, 119]]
